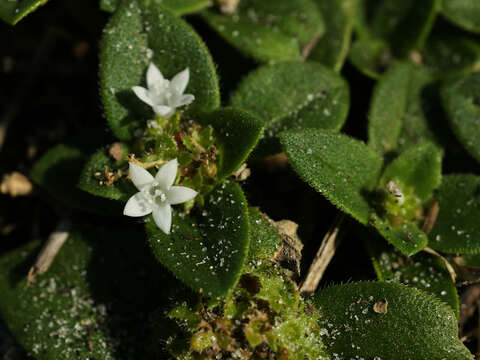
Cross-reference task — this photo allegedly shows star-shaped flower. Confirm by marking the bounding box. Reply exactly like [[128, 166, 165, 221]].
[[132, 63, 195, 118], [123, 159, 197, 234]]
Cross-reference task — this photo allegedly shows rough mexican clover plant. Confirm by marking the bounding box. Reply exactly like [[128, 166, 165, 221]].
[[2, 0, 480, 359]]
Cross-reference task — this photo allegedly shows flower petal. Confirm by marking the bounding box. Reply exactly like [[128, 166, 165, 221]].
[[123, 192, 153, 217], [167, 186, 198, 205], [152, 203, 172, 234], [170, 68, 190, 95], [129, 162, 154, 190], [132, 86, 154, 107], [177, 94, 195, 107], [147, 63, 165, 89], [155, 158, 178, 189], [153, 105, 174, 117]]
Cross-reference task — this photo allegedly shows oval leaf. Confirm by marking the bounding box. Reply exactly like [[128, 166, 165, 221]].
[[380, 142, 442, 202], [78, 145, 136, 202], [280, 130, 382, 225], [308, 0, 355, 72], [441, 72, 480, 163], [0, 0, 48, 25], [100, 0, 220, 140], [367, 236, 459, 314], [201, 0, 324, 63], [348, 38, 388, 79], [368, 61, 413, 153], [373, 216, 428, 256], [0, 228, 191, 359], [146, 180, 250, 297], [200, 107, 265, 181], [31, 144, 122, 215], [247, 207, 282, 263], [101, 0, 210, 15], [232, 61, 350, 155], [441, 0, 480, 33], [313, 282, 472, 359], [429, 175, 480, 254]]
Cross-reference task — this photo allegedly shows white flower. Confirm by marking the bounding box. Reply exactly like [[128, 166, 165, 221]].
[[123, 159, 197, 234], [132, 63, 195, 118]]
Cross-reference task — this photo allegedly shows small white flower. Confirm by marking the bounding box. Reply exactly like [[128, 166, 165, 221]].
[[123, 159, 197, 234], [132, 63, 195, 118]]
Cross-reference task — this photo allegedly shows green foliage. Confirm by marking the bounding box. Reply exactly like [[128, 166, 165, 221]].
[[313, 282, 471, 359], [247, 207, 282, 262], [429, 175, 480, 254], [146, 180, 249, 298], [0, 0, 48, 25], [200, 108, 264, 181], [233, 61, 349, 155], [348, 38, 388, 79], [379, 142, 442, 202], [31, 144, 121, 215], [202, 0, 325, 63], [100, 0, 220, 140], [280, 130, 382, 224], [441, 72, 480, 163], [368, 238, 459, 315], [78, 145, 135, 202], [441, 0, 480, 33], [308, 0, 355, 72], [100, 0, 210, 15], [0, 228, 191, 359]]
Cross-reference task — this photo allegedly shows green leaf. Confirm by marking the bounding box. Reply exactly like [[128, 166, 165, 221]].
[[31, 144, 122, 215], [247, 207, 282, 263], [0, 0, 48, 25], [146, 180, 250, 297], [422, 31, 480, 78], [100, 0, 220, 140], [232, 61, 350, 155], [368, 61, 413, 153], [200, 107, 265, 181], [429, 175, 480, 254], [0, 228, 191, 359], [313, 282, 472, 360], [441, 0, 480, 33], [308, 0, 355, 72], [441, 72, 480, 163], [78, 145, 136, 202], [373, 216, 428, 256], [201, 0, 325, 63], [348, 38, 388, 79], [100, 0, 211, 15], [367, 237, 459, 315], [280, 130, 383, 225], [380, 142, 442, 202]]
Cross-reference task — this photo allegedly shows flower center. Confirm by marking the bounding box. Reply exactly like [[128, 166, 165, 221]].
[[142, 183, 168, 205]]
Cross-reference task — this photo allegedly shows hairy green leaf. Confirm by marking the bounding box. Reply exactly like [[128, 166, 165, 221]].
[[146, 180, 250, 297], [348, 38, 388, 79], [441, 72, 480, 163], [309, 0, 355, 72], [0, 228, 191, 359], [232, 61, 349, 155], [380, 142, 442, 202], [78, 145, 136, 202], [100, 0, 220, 140], [0, 0, 48, 25], [368, 62, 413, 153], [201, 0, 324, 63], [373, 216, 428, 256], [429, 175, 480, 254], [368, 237, 458, 315], [100, 0, 210, 15], [441, 0, 480, 33], [313, 282, 472, 359], [247, 207, 282, 263], [200, 107, 264, 181], [31, 144, 121, 215], [280, 130, 382, 224]]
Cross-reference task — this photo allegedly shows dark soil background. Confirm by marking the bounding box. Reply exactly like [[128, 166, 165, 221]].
[[1, 1, 478, 358]]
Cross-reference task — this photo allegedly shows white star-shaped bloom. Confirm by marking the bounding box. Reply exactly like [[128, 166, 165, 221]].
[[123, 159, 198, 234], [132, 63, 195, 118]]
